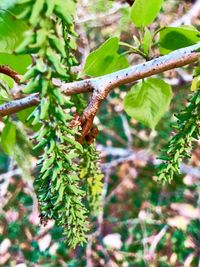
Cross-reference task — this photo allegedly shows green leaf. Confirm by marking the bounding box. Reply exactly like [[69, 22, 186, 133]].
[[83, 37, 129, 77], [159, 26, 200, 54], [0, 74, 14, 88], [142, 28, 152, 55], [55, 0, 76, 16], [0, 10, 31, 74], [130, 0, 163, 27], [0, 53, 31, 74], [123, 78, 172, 129], [0, 0, 30, 17], [193, 66, 200, 77], [1, 121, 16, 155], [0, 80, 11, 103], [0, 10, 28, 53]]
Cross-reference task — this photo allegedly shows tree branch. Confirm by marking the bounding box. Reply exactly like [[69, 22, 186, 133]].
[[0, 43, 200, 122], [68, 43, 200, 137], [61, 43, 200, 96], [0, 65, 22, 84], [0, 93, 39, 118]]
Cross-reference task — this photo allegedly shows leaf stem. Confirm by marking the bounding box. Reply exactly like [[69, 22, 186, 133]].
[[119, 41, 148, 60]]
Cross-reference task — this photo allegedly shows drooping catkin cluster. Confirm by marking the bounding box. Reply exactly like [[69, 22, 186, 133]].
[[157, 90, 200, 183], [81, 144, 104, 214], [16, 0, 103, 248]]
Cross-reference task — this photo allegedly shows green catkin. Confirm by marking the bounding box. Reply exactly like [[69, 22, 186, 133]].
[[80, 144, 104, 214], [157, 90, 200, 183], [16, 0, 92, 248]]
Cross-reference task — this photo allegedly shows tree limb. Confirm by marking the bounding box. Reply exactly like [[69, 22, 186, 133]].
[[72, 43, 200, 137], [0, 65, 22, 84], [0, 43, 200, 122], [0, 93, 39, 118]]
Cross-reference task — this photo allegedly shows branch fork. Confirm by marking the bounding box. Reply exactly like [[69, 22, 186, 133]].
[[1, 43, 200, 139]]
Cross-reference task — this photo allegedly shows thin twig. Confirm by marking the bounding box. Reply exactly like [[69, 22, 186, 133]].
[[171, 0, 200, 26], [148, 225, 168, 258], [120, 114, 133, 148], [0, 65, 22, 84], [98, 145, 200, 177], [77, 2, 124, 24]]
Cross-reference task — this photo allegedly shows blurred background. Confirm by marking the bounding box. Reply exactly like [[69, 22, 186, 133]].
[[0, 0, 200, 266]]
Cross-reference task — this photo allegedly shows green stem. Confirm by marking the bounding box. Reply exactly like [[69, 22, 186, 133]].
[[152, 26, 166, 41], [119, 41, 148, 60]]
